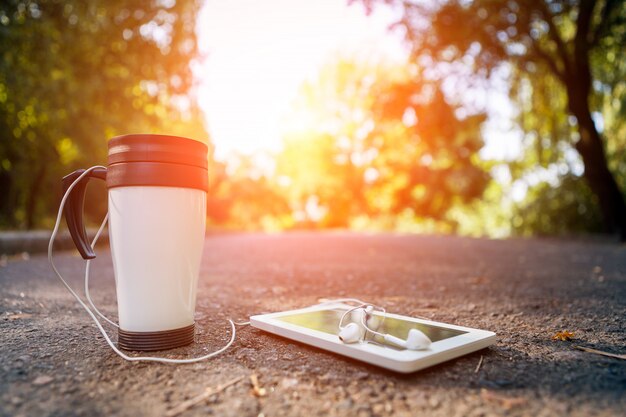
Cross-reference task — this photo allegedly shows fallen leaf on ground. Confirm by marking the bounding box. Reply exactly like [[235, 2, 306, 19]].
[[480, 389, 526, 410], [250, 374, 267, 397], [552, 331, 575, 341], [32, 376, 54, 386]]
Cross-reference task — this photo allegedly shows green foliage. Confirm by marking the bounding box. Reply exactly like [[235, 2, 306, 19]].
[[592, 17, 626, 192], [203, 58, 490, 232], [1, 0, 622, 237], [207, 153, 292, 230], [513, 174, 604, 236], [448, 177, 514, 238], [0, 0, 204, 229], [274, 59, 489, 229], [359, 0, 626, 236]]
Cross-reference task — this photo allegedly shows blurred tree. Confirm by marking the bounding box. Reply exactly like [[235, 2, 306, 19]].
[[276, 59, 489, 229], [207, 153, 291, 230], [514, 174, 604, 236], [0, 0, 204, 229], [207, 155, 291, 230], [358, 0, 626, 239]]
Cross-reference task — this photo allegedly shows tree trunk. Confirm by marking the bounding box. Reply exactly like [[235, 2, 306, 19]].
[[0, 170, 15, 227], [25, 165, 46, 229], [569, 93, 626, 240], [565, 0, 626, 241]]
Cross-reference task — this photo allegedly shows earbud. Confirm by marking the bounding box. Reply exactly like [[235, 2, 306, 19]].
[[338, 322, 364, 343], [336, 303, 434, 351], [383, 329, 431, 350], [338, 304, 404, 347], [366, 313, 381, 331], [350, 308, 366, 324], [337, 305, 374, 344]]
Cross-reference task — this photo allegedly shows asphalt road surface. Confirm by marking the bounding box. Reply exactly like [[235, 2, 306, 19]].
[[1, 233, 625, 417]]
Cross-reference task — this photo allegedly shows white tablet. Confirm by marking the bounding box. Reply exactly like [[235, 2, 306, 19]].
[[250, 302, 496, 373]]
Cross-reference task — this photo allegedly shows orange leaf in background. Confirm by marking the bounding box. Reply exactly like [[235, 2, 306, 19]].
[[552, 331, 575, 341]]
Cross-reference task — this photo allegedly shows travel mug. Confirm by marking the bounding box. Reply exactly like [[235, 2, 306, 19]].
[[62, 134, 208, 351]]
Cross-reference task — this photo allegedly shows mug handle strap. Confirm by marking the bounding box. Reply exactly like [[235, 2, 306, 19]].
[[61, 168, 107, 259]]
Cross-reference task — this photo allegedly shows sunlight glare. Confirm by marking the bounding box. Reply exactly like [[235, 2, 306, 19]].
[[196, 0, 406, 158]]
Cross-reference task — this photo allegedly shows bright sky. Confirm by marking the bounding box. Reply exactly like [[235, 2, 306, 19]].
[[196, 0, 407, 158], [195, 0, 522, 163]]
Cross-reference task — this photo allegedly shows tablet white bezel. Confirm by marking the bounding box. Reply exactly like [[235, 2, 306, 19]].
[[250, 303, 496, 373]]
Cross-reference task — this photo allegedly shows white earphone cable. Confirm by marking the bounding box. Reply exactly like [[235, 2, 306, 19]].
[[359, 313, 387, 339], [84, 212, 118, 328], [48, 166, 237, 363], [337, 302, 387, 344], [338, 304, 369, 330]]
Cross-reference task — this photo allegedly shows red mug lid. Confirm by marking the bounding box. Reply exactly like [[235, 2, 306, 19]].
[[108, 134, 208, 169]]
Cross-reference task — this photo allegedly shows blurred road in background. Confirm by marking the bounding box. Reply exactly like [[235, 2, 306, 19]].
[[1, 233, 625, 417]]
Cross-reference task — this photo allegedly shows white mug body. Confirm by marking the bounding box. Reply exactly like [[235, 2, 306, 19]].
[[108, 186, 206, 332]]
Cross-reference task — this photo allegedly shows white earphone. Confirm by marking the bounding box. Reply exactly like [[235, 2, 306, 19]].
[[382, 329, 432, 350], [338, 305, 376, 343], [337, 304, 432, 350], [338, 322, 364, 343]]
